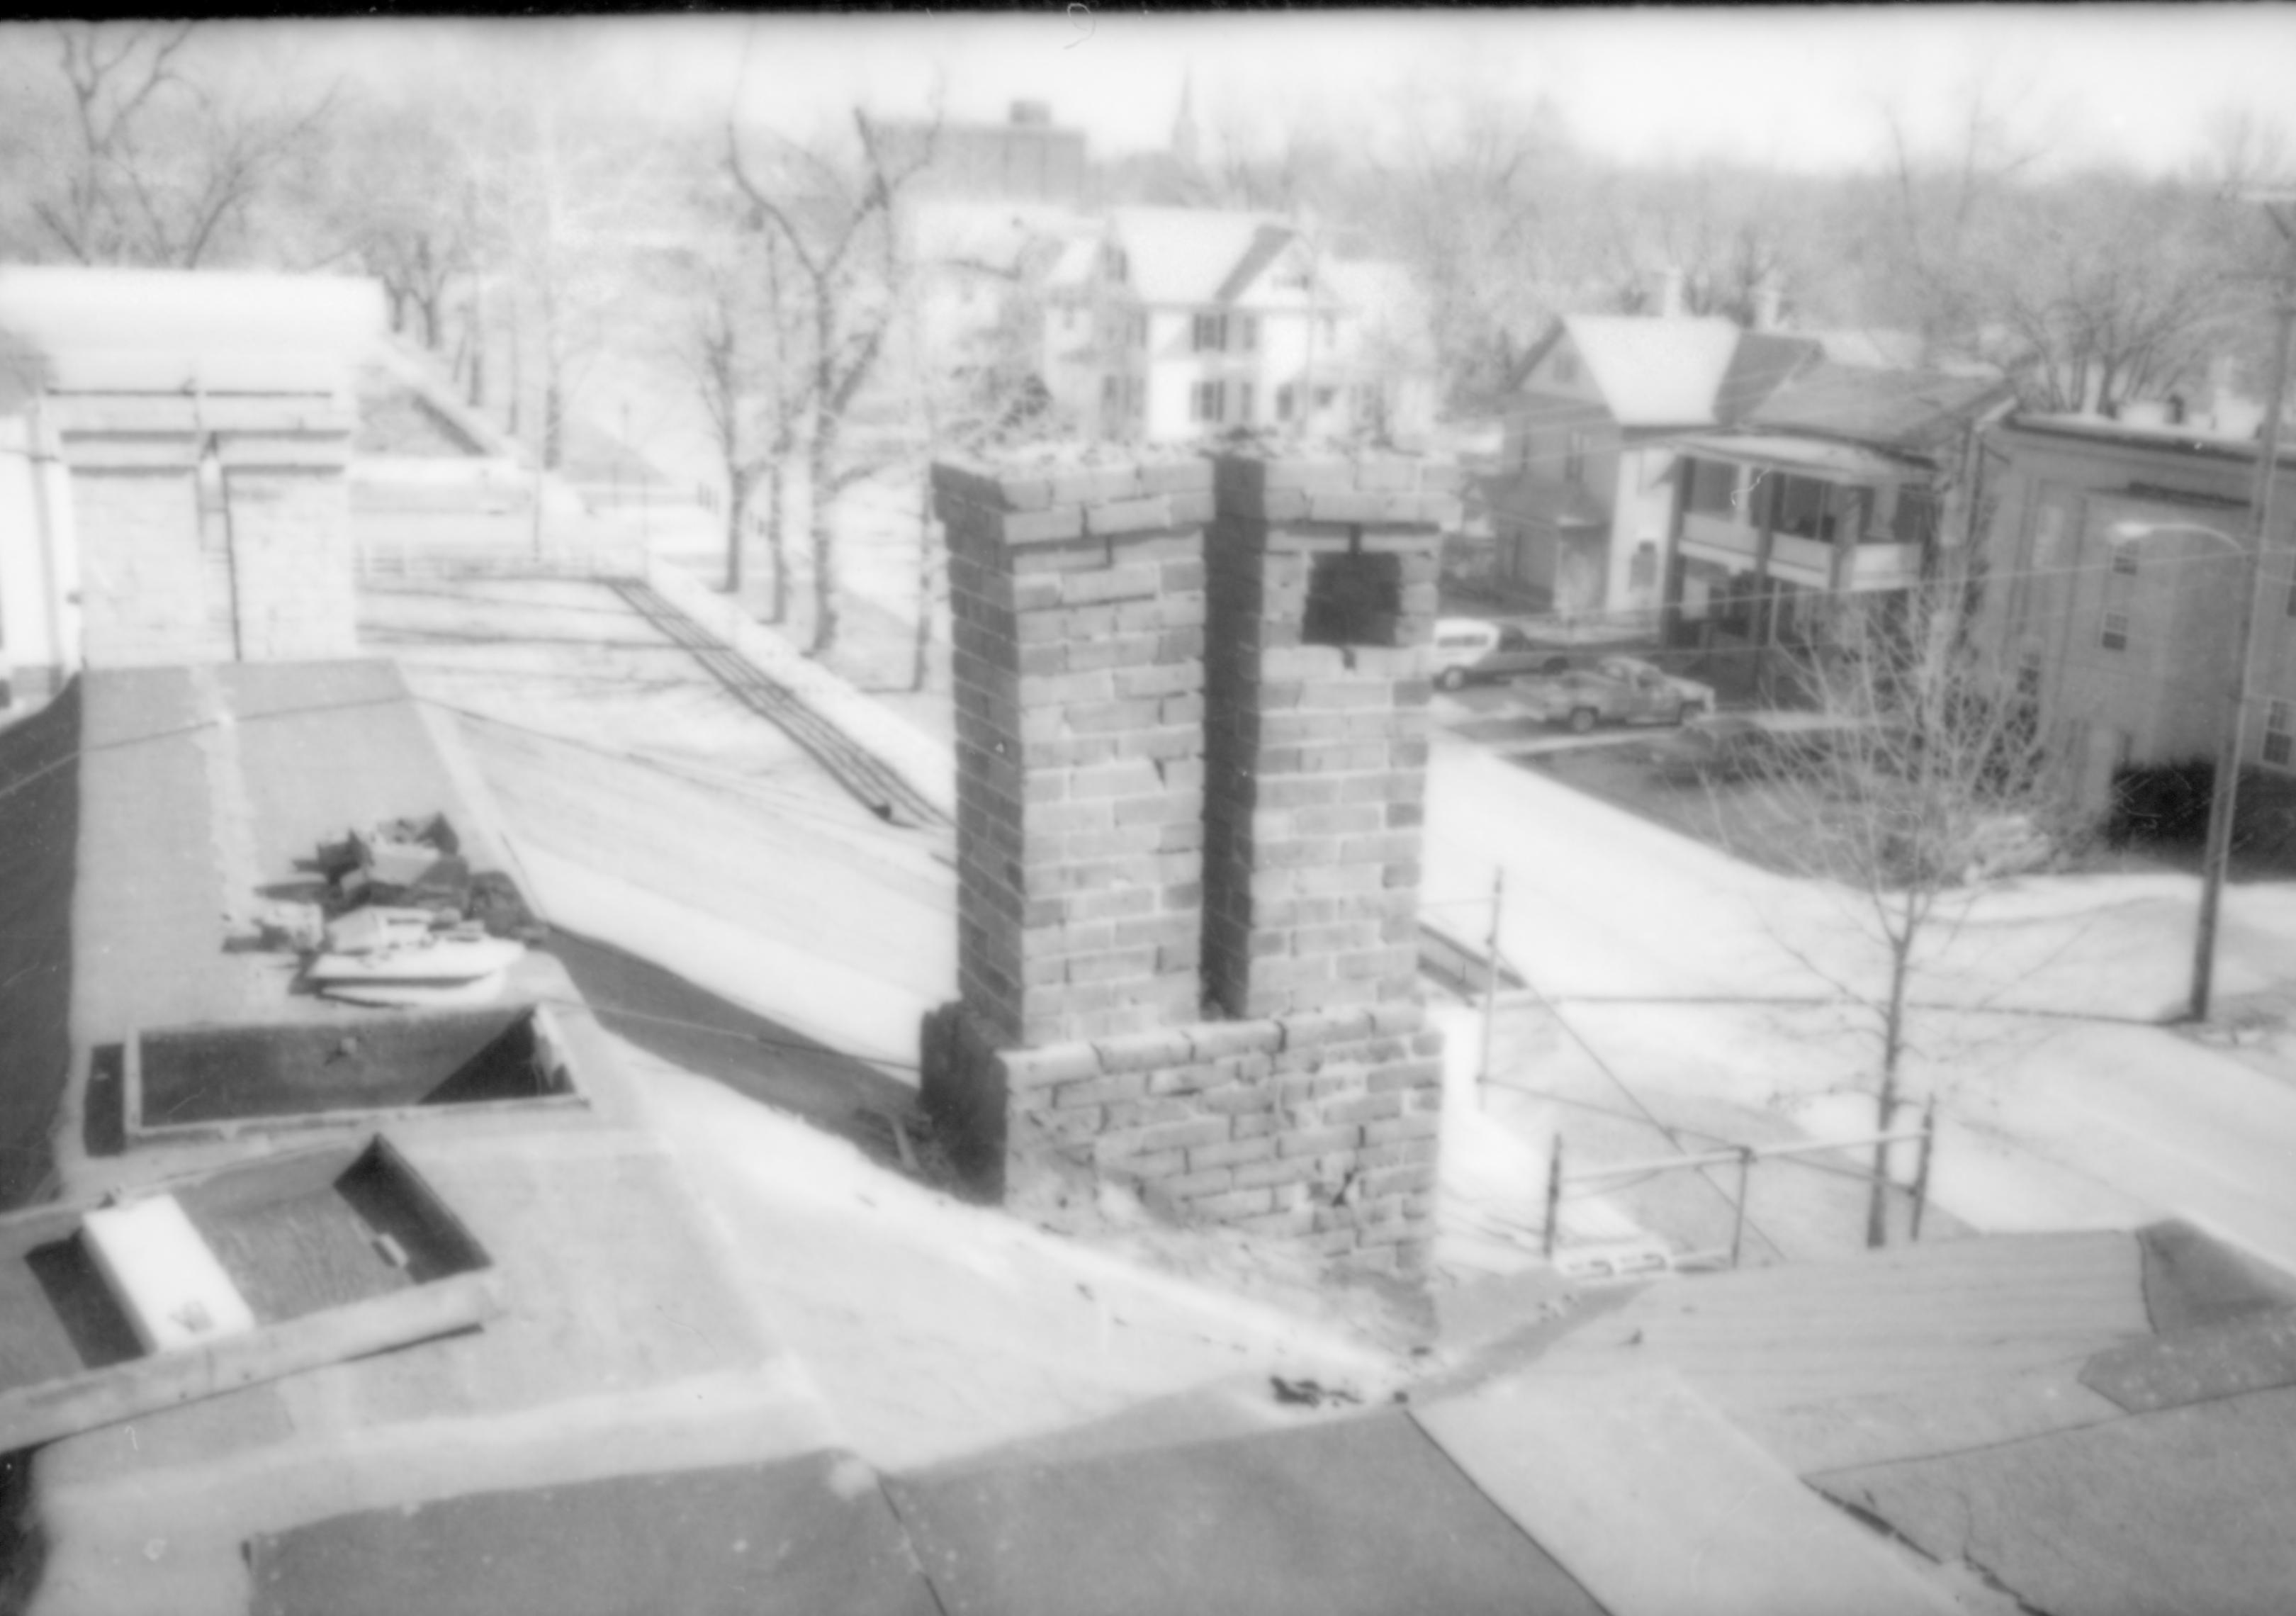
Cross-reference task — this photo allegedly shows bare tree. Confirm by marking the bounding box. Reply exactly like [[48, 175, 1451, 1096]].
[[663, 155, 808, 614], [1367, 79, 1573, 405], [726, 107, 938, 657], [320, 91, 483, 353], [21, 21, 336, 269], [1756, 564, 2071, 1245]]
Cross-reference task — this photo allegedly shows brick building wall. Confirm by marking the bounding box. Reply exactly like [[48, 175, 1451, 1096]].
[[922, 447, 1462, 1276]]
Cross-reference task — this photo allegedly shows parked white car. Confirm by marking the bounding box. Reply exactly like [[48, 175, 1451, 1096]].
[[1431, 619, 1573, 691]]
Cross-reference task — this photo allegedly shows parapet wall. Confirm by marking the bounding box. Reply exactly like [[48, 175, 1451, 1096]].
[[57, 394, 357, 668]]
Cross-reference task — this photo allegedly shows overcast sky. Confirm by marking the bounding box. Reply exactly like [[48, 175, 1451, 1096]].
[[490, 6, 2296, 176], [201, 7, 2296, 179]]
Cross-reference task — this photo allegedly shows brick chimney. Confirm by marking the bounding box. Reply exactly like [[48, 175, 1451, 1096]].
[[921, 446, 1461, 1276], [1201, 455, 1445, 1020]]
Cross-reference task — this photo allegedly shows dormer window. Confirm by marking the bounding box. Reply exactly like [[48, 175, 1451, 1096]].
[[1192, 312, 1229, 353]]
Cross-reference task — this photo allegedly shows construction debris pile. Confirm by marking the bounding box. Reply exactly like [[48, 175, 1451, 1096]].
[[254, 814, 542, 1008]]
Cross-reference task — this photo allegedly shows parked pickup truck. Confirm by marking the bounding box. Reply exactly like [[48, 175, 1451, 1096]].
[[1512, 656, 1716, 734]]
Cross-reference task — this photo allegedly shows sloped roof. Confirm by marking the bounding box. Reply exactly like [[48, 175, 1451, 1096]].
[[1561, 315, 1747, 428], [1713, 330, 1823, 423], [1107, 207, 1293, 306], [1808, 327, 1930, 371], [1750, 360, 2014, 454]]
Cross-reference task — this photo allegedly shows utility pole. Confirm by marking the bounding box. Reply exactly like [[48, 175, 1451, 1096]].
[[1480, 868, 1504, 1081], [2192, 206, 2296, 1022]]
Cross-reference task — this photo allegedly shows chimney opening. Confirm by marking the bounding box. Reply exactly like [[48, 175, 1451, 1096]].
[[1302, 542, 1403, 649]]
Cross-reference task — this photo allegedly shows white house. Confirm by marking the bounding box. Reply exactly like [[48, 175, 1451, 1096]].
[[1045, 207, 1435, 446]]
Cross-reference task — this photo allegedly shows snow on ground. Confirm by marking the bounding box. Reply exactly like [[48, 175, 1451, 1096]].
[[361, 578, 956, 1069], [365, 570, 2296, 1303], [617, 1037, 1399, 1473], [1426, 733, 2296, 1272]]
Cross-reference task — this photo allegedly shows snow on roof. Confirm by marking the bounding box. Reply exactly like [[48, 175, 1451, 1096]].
[[912, 200, 1093, 274], [1043, 233, 1101, 292], [1560, 315, 1747, 427], [1808, 327, 1930, 371], [1107, 206, 1294, 306], [0, 266, 383, 377]]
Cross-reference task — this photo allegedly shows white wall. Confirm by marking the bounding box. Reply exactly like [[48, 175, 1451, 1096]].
[[0, 408, 79, 692]]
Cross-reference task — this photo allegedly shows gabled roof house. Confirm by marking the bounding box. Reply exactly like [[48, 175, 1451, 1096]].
[[1044, 206, 1436, 447], [1489, 312, 1822, 626], [1661, 359, 2015, 684]]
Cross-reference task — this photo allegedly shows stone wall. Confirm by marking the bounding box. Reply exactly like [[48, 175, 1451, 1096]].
[[57, 395, 356, 669], [223, 454, 357, 661], [921, 447, 1461, 1276], [70, 458, 224, 668]]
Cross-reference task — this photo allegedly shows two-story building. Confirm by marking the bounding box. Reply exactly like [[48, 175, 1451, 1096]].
[[1489, 313, 1816, 626], [1971, 412, 2296, 814], [1660, 362, 2015, 680], [1044, 207, 1435, 446]]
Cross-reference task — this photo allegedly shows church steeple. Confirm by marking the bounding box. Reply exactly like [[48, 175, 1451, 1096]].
[[1171, 67, 1200, 166]]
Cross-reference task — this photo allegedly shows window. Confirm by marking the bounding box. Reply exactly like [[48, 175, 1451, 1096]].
[[2017, 646, 2044, 699], [2100, 609, 2129, 651], [1892, 487, 1940, 546], [1685, 459, 1737, 519], [2268, 700, 2292, 768], [1276, 383, 1295, 422], [1315, 386, 1336, 410], [1773, 474, 1834, 542], [1239, 315, 1259, 352], [1191, 380, 1223, 424], [1563, 430, 1589, 486], [2284, 571, 2295, 619], [1102, 374, 1120, 407], [2033, 502, 2066, 568], [1628, 544, 1657, 591], [1191, 312, 1228, 353], [2110, 542, 2139, 576]]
